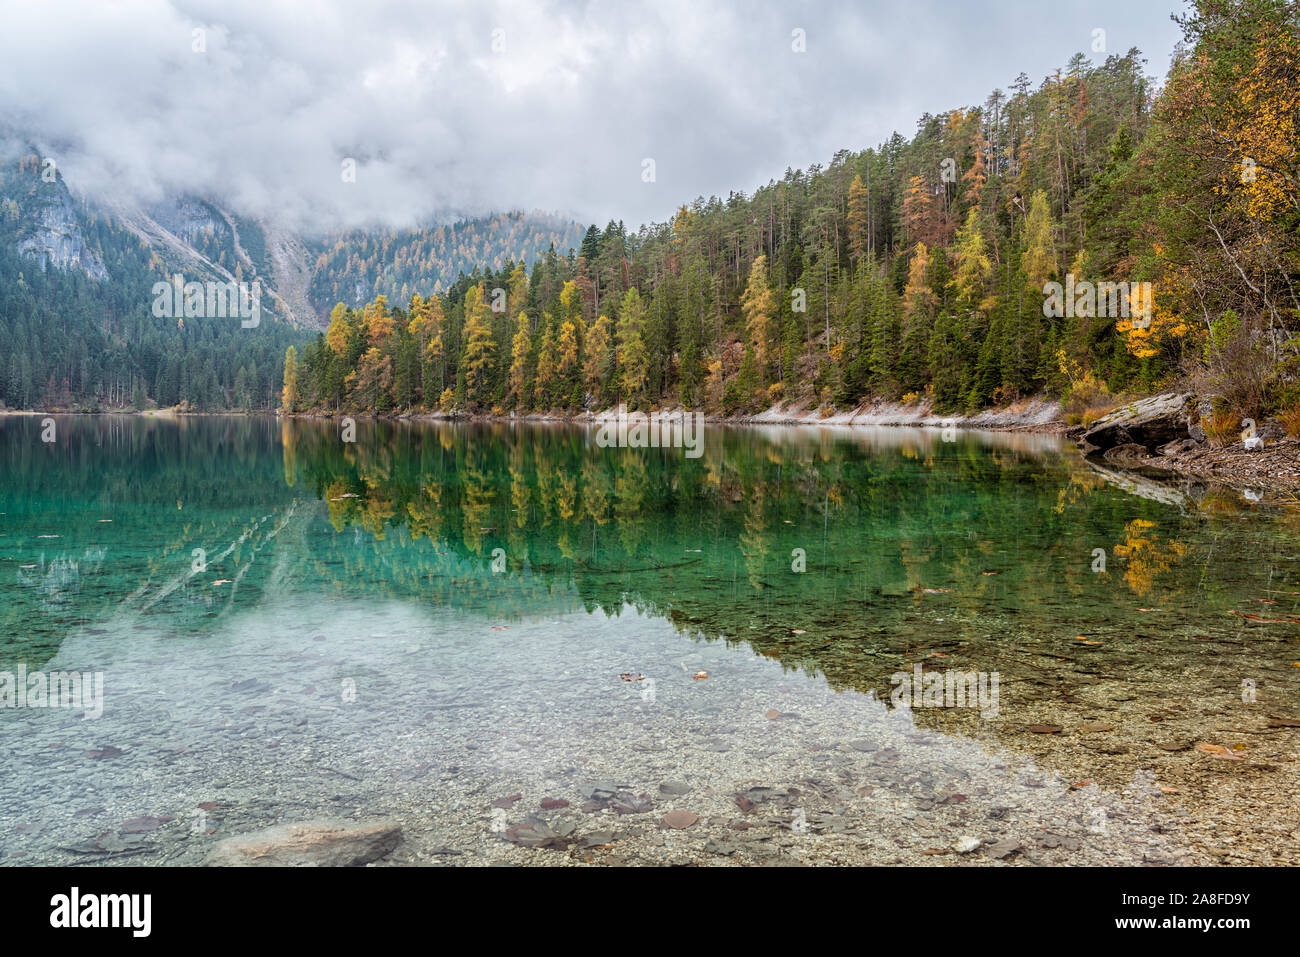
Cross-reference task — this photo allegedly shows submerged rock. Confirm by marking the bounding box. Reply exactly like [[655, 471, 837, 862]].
[[953, 836, 983, 854], [204, 819, 401, 867]]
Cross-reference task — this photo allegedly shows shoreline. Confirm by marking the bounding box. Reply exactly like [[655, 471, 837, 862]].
[[8, 401, 1297, 494]]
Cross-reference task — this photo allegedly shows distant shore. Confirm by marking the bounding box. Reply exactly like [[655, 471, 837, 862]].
[[8, 400, 1298, 494]]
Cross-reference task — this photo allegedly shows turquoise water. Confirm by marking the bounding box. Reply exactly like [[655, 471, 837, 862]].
[[1, 415, 1297, 865], [3, 416, 1296, 684]]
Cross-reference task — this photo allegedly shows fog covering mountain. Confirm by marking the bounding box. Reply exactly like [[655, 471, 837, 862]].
[[0, 139, 584, 410]]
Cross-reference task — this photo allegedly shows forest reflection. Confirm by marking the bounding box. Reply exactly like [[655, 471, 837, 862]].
[[6, 415, 1293, 700]]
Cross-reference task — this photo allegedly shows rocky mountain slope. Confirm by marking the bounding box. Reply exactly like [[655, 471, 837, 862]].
[[0, 147, 584, 330]]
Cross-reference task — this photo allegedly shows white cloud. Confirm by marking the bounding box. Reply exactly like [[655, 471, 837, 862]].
[[0, 0, 1184, 234]]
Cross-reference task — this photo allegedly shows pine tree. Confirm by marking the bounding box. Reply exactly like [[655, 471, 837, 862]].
[[741, 254, 776, 396], [281, 345, 298, 412], [407, 293, 445, 405], [616, 287, 649, 408], [1021, 190, 1057, 292], [583, 313, 613, 406], [461, 283, 496, 409], [509, 311, 532, 407], [535, 324, 557, 409], [846, 174, 871, 262], [951, 209, 992, 307]]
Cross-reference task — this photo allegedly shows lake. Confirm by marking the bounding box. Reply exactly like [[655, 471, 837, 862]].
[[1, 415, 1297, 865]]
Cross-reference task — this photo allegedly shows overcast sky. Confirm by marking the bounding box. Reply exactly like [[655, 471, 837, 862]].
[[0, 0, 1187, 234]]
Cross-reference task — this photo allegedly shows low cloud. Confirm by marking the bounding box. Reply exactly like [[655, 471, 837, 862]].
[[0, 0, 1182, 234]]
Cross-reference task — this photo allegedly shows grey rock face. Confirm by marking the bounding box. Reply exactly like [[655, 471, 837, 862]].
[[1079, 392, 1196, 453], [16, 191, 110, 282]]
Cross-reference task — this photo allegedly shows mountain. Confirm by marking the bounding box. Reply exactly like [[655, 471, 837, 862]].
[[1, 156, 109, 283], [0, 144, 586, 411], [1, 146, 586, 331], [306, 213, 586, 314]]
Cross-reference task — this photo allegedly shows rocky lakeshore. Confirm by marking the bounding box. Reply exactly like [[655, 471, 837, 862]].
[[1074, 392, 1300, 492]]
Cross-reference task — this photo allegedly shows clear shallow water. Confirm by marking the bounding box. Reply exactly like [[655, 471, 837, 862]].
[[1, 415, 1298, 865]]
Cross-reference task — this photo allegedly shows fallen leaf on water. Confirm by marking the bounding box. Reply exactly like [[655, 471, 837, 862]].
[[1159, 787, 1178, 794], [1195, 743, 1245, 761]]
